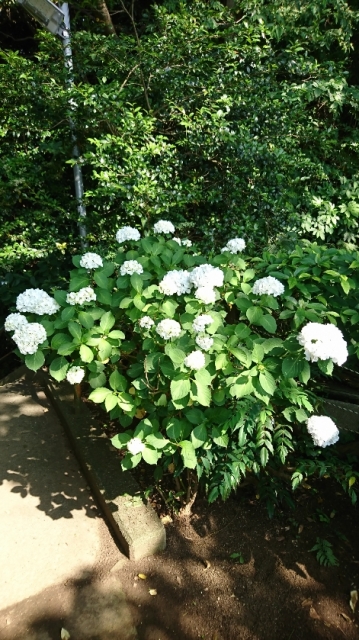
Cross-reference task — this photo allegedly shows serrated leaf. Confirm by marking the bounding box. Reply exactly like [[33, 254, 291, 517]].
[[171, 377, 191, 401], [131, 273, 143, 293], [192, 381, 211, 407], [212, 426, 228, 447], [259, 314, 277, 333], [105, 392, 118, 411], [69, 274, 90, 292], [142, 446, 159, 464], [78, 311, 94, 329], [68, 321, 82, 342], [259, 371, 276, 395], [109, 370, 127, 391], [246, 306, 263, 324]]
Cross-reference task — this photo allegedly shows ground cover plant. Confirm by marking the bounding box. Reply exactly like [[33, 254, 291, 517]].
[[5, 222, 359, 513]]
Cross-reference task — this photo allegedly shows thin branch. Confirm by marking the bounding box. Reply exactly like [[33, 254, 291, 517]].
[[119, 0, 151, 112]]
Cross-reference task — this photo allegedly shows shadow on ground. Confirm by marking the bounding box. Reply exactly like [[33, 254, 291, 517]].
[[0, 377, 99, 520]]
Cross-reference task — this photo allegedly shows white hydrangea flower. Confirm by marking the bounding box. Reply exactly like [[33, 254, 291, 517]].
[[12, 322, 47, 355], [195, 287, 216, 304], [189, 264, 224, 289], [192, 314, 214, 333], [156, 319, 182, 340], [16, 289, 60, 315], [66, 366, 85, 385], [173, 237, 182, 245], [115, 226, 141, 243], [4, 313, 28, 332], [195, 336, 214, 351], [79, 252, 103, 269], [182, 239, 192, 247], [139, 316, 155, 329], [159, 270, 192, 296], [184, 350, 206, 370], [120, 260, 143, 276], [127, 437, 145, 456], [66, 287, 97, 306], [153, 220, 175, 234], [297, 323, 348, 366], [221, 238, 246, 254], [307, 415, 339, 448], [252, 276, 285, 297]]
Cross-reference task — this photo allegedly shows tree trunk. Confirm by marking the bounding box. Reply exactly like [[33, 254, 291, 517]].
[[97, 0, 116, 36]]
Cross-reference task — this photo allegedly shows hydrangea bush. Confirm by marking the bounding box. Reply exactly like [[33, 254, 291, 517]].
[[6, 224, 359, 510]]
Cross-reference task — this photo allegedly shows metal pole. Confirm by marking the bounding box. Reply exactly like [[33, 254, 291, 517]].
[[61, 3, 87, 245]]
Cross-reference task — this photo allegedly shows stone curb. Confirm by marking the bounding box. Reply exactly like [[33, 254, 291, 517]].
[[1, 367, 166, 561]]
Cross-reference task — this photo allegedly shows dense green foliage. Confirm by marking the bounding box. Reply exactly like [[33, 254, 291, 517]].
[[9, 232, 359, 512], [1, 0, 359, 281]]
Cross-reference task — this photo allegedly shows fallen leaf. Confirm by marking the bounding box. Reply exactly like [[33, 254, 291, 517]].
[[276, 536, 285, 542], [309, 607, 320, 620], [149, 589, 157, 596], [350, 590, 358, 613], [161, 515, 173, 525], [61, 630, 70, 640], [167, 463, 175, 473], [340, 612, 351, 622], [301, 599, 312, 607], [298, 525, 304, 534], [138, 573, 147, 580]]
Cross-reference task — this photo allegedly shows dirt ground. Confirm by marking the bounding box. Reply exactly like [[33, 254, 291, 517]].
[[117, 482, 359, 640]]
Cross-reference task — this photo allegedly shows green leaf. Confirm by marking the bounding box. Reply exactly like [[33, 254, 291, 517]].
[[229, 377, 253, 398], [252, 343, 264, 363], [282, 357, 301, 378], [105, 393, 118, 411], [96, 288, 112, 305], [89, 387, 111, 403], [78, 311, 94, 329], [146, 433, 169, 449], [108, 330, 125, 339], [212, 427, 229, 447], [161, 299, 178, 318], [25, 350, 45, 372], [318, 359, 334, 376], [194, 368, 212, 386], [94, 271, 111, 289], [109, 370, 127, 391], [69, 274, 90, 292], [259, 371, 276, 395], [215, 353, 228, 370], [246, 306, 263, 324], [98, 339, 112, 361], [49, 356, 69, 381], [185, 408, 205, 424], [79, 344, 94, 363], [130, 273, 143, 293], [179, 440, 197, 469], [165, 344, 185, 365], [51, 333, 71, 350], [171, 376, 191, 401], [57, 342, 76, 356], [100, 311, 115, 333], [88, 371, 107, 388], [53, 290, 68, 306], [259, 314, 277, 333], [191, 424, 208, 449], [299, 360, 311, 384], [111, 432, 131, 449], [68, 321, 82, 342], [192, 381, 211, 407], [61, 307, 75, 322], [142, 446, 159, 465]]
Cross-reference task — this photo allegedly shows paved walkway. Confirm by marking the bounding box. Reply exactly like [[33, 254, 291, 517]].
[[0, 374, 137, 640]]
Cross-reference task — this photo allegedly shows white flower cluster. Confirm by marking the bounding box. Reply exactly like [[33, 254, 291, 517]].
[[192, 314, 213, 333], [156, 319, 182, 340], [153, 220, 175, 234], [79, 252, 103, 269], [184, 350, 206, 370], [195, 336, 213, 351], [189, 264, 224, 289], [159, 270, 192, 296], [66, 366, 85, 385], [139, 316, 155, 329], [127, 437, 145, 455], [172, 237, 192, 247], [116, 226, 141, 244], [221, 238, 246, 254], [307, 415, 339, 448], [16, 289, 60, 316], [120, 260, 143, 276], [12, 322, 47, 355], [195, 287, 216, 304], [66, 287, 96, 306], [4, 313, 28, 332], [297, 323, 348, 366], [252, 276, 285, 297]]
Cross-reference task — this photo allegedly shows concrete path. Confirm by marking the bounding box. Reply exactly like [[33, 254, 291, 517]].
[[0, 375, 137, 640]]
